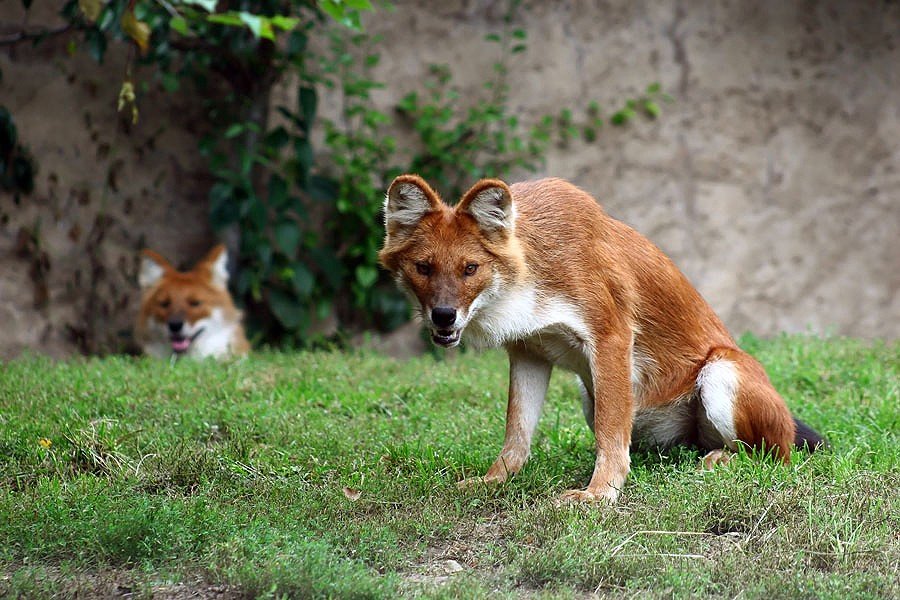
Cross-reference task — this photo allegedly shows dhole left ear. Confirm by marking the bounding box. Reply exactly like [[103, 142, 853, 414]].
[[139, 249, 172, 289], [458, 179, 514, 234], [384, 175, 441, 236], [199, 244, 230, 289]]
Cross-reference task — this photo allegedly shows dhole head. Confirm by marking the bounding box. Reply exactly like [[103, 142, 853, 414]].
[[379, 175, 523, 348], [137, 244, 236, 355]]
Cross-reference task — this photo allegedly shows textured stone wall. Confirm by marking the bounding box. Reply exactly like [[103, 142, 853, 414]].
[[0, 4, 214, 358], [1, 0, 897, 359], [357, 0, 899, 340]]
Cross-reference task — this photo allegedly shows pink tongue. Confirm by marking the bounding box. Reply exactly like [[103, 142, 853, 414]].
[[172, 338, 191, 352]]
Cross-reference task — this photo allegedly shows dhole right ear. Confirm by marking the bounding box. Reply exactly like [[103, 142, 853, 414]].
[[458, 179, 514, 236], [384, 175, 441, 237], [139, 249, 172, 289]]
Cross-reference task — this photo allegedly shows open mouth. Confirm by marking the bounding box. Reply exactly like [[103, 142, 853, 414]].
[[170, 328, 205, 354], [431, 329, 461, 348]]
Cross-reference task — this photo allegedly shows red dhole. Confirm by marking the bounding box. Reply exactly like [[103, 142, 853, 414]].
[[379, 175, 824, 503]]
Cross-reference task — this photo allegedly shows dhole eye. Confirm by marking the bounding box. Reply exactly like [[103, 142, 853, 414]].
[[188, 298, 201, 307], [415, 262, 432, 276], [159, 299, 171, 308], [464, 263, 479, 276]]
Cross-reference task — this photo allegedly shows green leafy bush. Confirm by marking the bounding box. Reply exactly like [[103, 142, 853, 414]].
[[5, 0, 668, 349]]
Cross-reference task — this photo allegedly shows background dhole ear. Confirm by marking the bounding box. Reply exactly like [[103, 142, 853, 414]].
[[384, 175, 441, 237], [457, 179, 514, 235], [139, 250, 172, 290], [198, 244, 230, 289]]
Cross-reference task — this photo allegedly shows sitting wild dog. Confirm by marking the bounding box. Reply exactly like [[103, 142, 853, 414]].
[[378, 175, 825, 503], [136, 244, 249, 359]]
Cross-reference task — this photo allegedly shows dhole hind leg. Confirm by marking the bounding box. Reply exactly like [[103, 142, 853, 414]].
[[696, 348, 796, 465], [578, 378, 594, 432], [459, 345, 552, 488]]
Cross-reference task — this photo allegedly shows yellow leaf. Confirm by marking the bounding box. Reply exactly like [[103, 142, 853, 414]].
[[121, 10, 151, 55], [79, 0, 103, 23], [38, 438, 52, 449], [118, 80, 139, 124]]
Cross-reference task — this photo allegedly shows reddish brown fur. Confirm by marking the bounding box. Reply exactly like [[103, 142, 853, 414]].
[[708, 347, 795, 460], [136, 245, 249, 358], [381, 175, 815, 502]]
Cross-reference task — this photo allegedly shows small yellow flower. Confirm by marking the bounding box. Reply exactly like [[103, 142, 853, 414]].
[[38, 438, 52, 449]]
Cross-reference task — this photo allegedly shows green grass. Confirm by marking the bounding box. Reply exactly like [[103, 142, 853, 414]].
[[0, 335, 897, 598]]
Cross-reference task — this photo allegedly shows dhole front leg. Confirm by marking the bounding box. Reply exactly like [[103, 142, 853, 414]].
[[459, 345, 552, 488], [560, 335, 633, 503]]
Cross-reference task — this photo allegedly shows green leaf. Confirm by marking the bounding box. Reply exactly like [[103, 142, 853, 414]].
[[85, 28, 106, 63], [181, 0, 218, 11], [268, 288, 307, 330], [646, 82, 662, 94], [293, 138, 313, 180], [206, 13, 244, 27], [643, 100, 661, 118], [224, 123, 244, 138], [309, 248, 343, 290], [298, 87, 317, 128], [268, 173, 288, 206], [270, 15, 300, 31], [319, 0, 365, 30], [274, 221, 301, 256], [238, 12, 264, 39], [264, 126, 290, 151], [287, 31, 307, 55], [209, 183, 238, 229], [291, 265, 315, 298], [241, 198, 272, 232], [610, 108, 636, 126], [318, 0, 343, 21], [355, 265, 378, 289], [169, 16, 190, 36], [160, 72, 180, 92]]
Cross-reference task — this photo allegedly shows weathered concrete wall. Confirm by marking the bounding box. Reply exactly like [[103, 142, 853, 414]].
[[1, 0, 898, 359], [357, 0, 899, 340], [0, 4, 214, 358]]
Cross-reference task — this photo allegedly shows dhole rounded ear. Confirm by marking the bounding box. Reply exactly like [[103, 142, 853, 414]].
[[458, 179, 514, 235], [139, 249, 173, 289], [198, 244, 230, 289], [384, 175, 442, 236]]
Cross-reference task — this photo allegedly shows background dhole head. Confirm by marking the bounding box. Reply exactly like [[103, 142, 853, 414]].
[[378, 175, 523, 347], [138, 244, 235, 327]]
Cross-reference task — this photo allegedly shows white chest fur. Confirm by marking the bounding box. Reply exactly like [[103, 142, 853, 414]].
[[464, 282, 593, 377]]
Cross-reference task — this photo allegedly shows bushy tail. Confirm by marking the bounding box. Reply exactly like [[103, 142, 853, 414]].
[[794, 417, 827, 451]]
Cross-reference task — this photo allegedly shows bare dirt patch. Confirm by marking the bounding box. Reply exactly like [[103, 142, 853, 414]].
[[1, 567, 243, 599], [400, 512, 511, 589]]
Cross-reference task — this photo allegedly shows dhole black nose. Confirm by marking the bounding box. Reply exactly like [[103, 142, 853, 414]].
[[167, 319, 184, 334], [431, 306, 457, 328]]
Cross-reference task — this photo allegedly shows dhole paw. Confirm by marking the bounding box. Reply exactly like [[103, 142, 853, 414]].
[[556, 487, 619, 505], [700, 449, 733, 470]]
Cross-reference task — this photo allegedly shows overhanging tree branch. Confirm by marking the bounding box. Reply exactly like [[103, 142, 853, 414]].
[[0, 23, 77, 47]]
